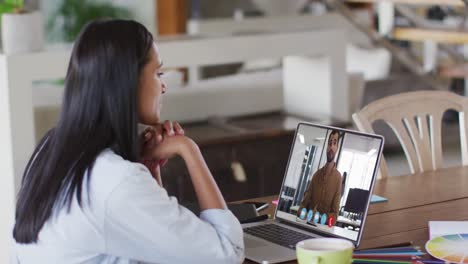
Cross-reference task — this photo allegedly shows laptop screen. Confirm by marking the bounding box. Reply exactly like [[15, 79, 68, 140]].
[[276, 123, 383, 243]]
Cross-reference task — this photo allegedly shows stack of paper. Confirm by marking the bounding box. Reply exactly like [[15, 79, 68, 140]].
[[428, 221, 468, 239]]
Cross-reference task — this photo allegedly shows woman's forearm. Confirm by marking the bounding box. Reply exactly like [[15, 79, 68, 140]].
[[181, 141, 226, 211]]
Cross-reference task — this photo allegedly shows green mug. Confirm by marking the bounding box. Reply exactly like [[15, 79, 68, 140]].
[[296, 238, 354, 264]]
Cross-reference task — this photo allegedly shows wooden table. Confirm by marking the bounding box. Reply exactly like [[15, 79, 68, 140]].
[[242, 166, 468, 263]]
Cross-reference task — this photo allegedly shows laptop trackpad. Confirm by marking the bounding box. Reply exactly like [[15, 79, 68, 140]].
[[245, 237, 296, 263], [245, 237, 270, 248]]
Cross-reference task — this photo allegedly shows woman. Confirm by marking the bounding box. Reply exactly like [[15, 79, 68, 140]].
[[12, 19, 244, 264]]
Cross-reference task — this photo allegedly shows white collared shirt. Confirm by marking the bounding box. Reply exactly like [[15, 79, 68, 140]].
[[13, 149, 244, 264]]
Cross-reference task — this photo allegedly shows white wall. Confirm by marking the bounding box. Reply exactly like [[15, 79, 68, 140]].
[[113, 0, 156, 35], [0, 55, 19, 264]]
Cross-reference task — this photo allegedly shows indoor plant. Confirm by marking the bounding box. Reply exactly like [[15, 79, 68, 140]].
[[47, 0, 132, 43], [1, 0, 44, 54]]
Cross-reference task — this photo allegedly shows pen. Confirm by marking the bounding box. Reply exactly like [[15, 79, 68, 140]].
[[354, 247, 421, 255], [370, 242, 414, 249], [354, 246, 420, 252], [353, 259, 412, 264], [242, 214, 270, 224], [353, 256, 421, 261], [355, 242, 415, 253], [414, 260, 448, 264]]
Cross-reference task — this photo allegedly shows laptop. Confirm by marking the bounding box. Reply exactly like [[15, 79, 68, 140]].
[[243, 122, 384, 263]]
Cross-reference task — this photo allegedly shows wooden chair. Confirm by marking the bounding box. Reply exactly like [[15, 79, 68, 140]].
[[352, 91, 468, 178]]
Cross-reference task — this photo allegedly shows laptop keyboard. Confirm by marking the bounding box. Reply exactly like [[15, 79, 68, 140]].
[[244, 224, 313, 249]]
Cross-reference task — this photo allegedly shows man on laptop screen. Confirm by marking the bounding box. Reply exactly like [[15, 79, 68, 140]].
[[277, 125, 381, 241], [299, 129, 342, 226]]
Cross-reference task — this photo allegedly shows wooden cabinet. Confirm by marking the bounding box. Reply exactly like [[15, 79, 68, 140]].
[[161, 133, 294, 202]]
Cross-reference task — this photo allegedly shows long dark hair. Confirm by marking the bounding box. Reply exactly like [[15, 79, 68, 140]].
[[13, 19, 154, 243]]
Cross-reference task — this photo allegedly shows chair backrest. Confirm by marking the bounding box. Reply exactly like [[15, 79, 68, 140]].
[[352, 91, 468, 178]]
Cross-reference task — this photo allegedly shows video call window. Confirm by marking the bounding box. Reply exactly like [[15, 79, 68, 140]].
[[277, 125, 381, 241]]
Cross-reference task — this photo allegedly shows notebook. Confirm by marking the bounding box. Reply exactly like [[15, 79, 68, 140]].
[[370, 194, 388, 204], [429, 221, 468, 239]]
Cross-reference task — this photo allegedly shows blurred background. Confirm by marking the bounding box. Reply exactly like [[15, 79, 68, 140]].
[[2, 0, 467, 204]]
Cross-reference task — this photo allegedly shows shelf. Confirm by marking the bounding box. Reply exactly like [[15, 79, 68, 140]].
[[346, 0, 464, 6], [393, 27, 468, 44]]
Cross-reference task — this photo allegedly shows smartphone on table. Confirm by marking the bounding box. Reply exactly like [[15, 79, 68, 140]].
[[243, 202, 269, 212]]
